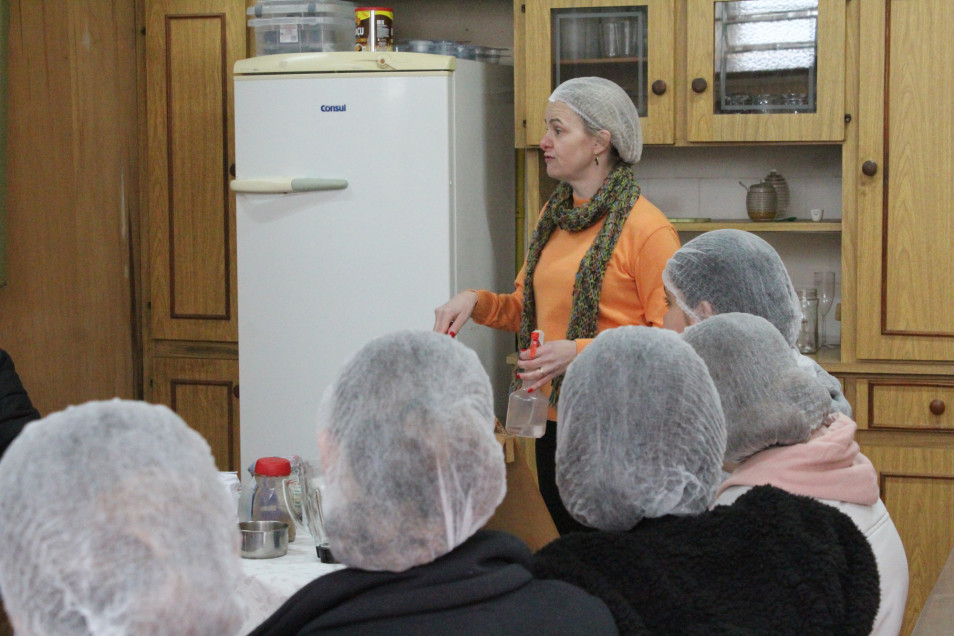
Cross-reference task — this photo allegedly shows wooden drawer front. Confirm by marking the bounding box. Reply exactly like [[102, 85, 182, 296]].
[[868, 381, 954, 432]]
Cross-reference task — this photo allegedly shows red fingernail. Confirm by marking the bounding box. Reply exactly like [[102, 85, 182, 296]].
[[516, 373, 522, 379], [449, 331, 456, 338], [527, 388, 534, 393]]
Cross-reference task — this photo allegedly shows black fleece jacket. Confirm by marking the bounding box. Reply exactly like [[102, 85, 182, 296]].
[[532, 485, 880, 636], [249, 530, 618, 636], [0, 349, 40, 461]]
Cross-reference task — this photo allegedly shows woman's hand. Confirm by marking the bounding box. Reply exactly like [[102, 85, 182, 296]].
[[516, 340, 578, 392], [433, 291, 479, 336]]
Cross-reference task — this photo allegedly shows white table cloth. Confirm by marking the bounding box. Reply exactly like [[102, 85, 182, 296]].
[[237, 536, 345, 634]]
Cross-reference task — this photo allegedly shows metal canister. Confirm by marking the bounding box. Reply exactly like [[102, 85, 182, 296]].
[[355, 7, 393, 52]]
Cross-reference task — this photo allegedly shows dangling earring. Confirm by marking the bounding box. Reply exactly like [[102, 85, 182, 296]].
[[594, 154, 599, 166]]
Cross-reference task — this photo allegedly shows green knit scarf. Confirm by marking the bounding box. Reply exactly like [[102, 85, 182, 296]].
[[516, 161, 641, 406]]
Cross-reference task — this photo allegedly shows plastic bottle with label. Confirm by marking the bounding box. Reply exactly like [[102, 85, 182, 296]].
[[249, 456, 297, 542], [505, 330, 549, 438]]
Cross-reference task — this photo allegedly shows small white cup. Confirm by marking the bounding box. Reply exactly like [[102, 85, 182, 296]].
[[810, 208, 825, 222]]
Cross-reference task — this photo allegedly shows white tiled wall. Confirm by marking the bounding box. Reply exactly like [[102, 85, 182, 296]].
[[636, 145, 844, 345], [635, 145, 842, 220]]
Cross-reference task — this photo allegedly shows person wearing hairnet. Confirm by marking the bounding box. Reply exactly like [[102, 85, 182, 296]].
[[434, 77, 679, 534], [682, 313, 908, 636], [531, 326, 880, 635], [0, 399, 245, 636], [249, 330, 618, 636], [661, 228, 851, 417], [0, 347, 41, 461]]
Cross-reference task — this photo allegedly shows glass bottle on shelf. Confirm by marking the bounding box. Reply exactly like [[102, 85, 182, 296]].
[[505, 330, 548, 438], [796, 288, 819, 354]]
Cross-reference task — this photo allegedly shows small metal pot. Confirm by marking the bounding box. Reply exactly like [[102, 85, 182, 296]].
[[239, 520, 289, 559]]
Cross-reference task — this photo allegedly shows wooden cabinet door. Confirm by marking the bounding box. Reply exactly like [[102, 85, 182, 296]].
[[524, 0, 675, 146], [150, 356, 240, 471], [145, 0, 244, 342], [858, 433, 954, 636], [686, 0, 845, 142], [855, 2, 954, 362]]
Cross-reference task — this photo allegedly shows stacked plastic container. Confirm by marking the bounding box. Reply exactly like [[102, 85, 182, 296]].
[[247, 0, 358, 55], [397, 40, 512, 64]]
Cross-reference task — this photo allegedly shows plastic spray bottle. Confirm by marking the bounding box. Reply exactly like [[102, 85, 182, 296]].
[[504, 330, 548, 438]]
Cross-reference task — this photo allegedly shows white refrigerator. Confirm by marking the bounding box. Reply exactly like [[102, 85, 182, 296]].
[[232, 52, 515, 470]]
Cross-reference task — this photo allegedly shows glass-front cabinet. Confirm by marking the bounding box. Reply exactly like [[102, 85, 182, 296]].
[[525, 0, 675, 145], [522, 0, 845, 145], [687, 0, 845, 142]]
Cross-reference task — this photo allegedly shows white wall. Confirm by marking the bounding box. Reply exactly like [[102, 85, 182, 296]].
[[636, 145, 843, 345]]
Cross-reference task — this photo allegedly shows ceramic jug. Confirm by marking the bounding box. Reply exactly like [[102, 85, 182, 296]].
[[740, 180, 778, 221]]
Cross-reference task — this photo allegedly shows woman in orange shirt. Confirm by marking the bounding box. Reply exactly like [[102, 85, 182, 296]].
[[434, 77, 679, 534]]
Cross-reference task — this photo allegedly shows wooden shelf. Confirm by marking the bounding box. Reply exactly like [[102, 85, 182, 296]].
[[559, 56, 646, 64], [670, 220, 841, 232]]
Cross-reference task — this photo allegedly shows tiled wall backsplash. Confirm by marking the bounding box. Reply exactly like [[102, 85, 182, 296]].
[[635, 145, 842, 221], [635, 145, 844, 345]]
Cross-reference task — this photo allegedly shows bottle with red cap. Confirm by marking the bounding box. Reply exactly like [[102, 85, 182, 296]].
[[504, 330, 548, 438], [250, 456, 297, 541]]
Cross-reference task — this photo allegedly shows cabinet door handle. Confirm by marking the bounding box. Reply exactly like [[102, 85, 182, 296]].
[[861, 160, 878, 177], [930, 399, 945, 416], [232, 384, 240, 399], [652, 80, 667, 96], [691, 77, 708, 93]]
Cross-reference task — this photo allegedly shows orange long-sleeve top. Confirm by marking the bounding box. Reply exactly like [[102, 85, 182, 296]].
[[471, 194, 680, 414]]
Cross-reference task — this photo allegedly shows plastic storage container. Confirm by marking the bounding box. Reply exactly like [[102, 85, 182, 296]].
[[247, 0, 356, 55], [247, 0, 356, 19]]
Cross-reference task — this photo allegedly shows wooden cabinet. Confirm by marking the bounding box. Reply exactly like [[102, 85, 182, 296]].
[[845, 3, 954, 630], [143, 0, 247, 469], [843, 376, 954, 636], [523, 0, 675, 145], [518, 0, 845, 147], [145, 0, 243, 342], [853, 1, 954, 363], [151, 353, 240, 471], [685, 0, 845, 142]]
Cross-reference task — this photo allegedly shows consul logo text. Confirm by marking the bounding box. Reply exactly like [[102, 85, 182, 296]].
[[321, 104, 347, 112]]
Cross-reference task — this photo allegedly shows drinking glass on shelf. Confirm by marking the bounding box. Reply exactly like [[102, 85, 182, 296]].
[[814, 271, 836, 348]]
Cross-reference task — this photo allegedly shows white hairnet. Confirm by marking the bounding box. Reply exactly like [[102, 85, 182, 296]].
[[556, 326, 726, 531], [662, 229, 802, 346], [0, 399, 243, 636], [549, 76, 643, 164], [316, 330, 505, 572], [682, 313, 832, 463]]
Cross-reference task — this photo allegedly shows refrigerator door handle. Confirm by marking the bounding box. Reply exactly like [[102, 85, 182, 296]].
[[230, 178, 349, 194]]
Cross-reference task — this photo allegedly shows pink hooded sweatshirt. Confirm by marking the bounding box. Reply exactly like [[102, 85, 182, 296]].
[[716, 414, 879, 505]]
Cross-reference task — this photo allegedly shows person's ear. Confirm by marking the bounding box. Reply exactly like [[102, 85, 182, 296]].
[[592, 129, 612, 156], [317, 428, 337, 474], [695, 300, 715, 320]]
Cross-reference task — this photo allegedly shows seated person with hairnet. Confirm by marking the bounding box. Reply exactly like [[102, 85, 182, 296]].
[[661, 228, 851, 417], [531, 326, 880, 635], [0, 399, 245, 636], [682, 313, 908, 636], [249, 330, 617, 636]]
